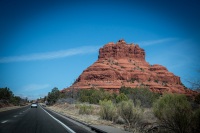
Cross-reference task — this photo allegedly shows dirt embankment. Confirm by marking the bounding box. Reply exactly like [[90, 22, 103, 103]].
[[0, 105, 22, 112]]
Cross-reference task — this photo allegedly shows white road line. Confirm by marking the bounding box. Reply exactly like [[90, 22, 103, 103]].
[[1, 120, 8, 123], [40, 105, 76, 133], [23, 108, 30, 112], [13, 115, 18, 117]]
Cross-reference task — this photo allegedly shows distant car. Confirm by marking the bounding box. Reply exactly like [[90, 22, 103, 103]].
[[31, 103, 37, 108]]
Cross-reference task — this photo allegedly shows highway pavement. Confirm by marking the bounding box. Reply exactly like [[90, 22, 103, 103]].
[[0, 104, 94, 133]]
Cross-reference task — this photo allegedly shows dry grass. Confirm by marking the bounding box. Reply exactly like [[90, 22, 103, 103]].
[[47, 103, 158, 132], [47, 103, 123, 128], [142, 108, 158, 124], [0, 105, 24, 112]]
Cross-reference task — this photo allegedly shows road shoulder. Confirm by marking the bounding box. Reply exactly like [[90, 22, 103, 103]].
[[44, 104, 130, 133], [0, 105, 26, 112]]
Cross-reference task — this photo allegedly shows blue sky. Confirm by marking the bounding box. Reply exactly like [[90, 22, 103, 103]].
[[0, 0, 200, 100]]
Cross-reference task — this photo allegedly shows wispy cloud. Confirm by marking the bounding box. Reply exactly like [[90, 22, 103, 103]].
[[22, 84, 50, 91], [138, 38, 177, 46], [0, 46, 99, 63]]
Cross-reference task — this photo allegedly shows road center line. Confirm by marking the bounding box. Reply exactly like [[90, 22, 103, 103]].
[[23, 108, 30, 112], [40, 105, 76, 133], [13, 115, 18, 117], [1, 120, 8, 123]]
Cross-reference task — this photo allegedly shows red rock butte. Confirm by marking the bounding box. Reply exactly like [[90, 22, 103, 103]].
[[64, 39, 197, 96]]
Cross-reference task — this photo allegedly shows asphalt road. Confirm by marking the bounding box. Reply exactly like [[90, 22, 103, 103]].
[[0, 104, 93, 133]]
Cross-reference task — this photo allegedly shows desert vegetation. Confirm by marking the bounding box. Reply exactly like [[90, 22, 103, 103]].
[[78, 104, 94, 115], [46, 87, 200, 133], [46, 87, 60, 105], [99, 99, 116, 121], [153, 94, 194, 133], [0, 87, 28, 107]]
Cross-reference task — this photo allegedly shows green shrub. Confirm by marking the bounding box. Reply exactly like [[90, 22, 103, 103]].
[[120, 87, 159, 108], [10, 96, 21, 106], [192, 108, 200, 133], [116, 93, 128, 103], [194, 93, 200, 104], [0, 87, 24, 106], [99, 99, 116, 121], [78, 104, 94, 115], [119, 86, 133, 94], [47, 87, 60, 105], [78, 89, 113, 104], [117, 100, 143, 130], [0, 87, 13, 101], [153, 94, 193, 133]]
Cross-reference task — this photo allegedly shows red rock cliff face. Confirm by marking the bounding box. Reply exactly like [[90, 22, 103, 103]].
[[66, 40, 196, 96], [98, 40, 145, 61]]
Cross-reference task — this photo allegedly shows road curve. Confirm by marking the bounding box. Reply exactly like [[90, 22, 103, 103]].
[[0, 104, 93, 133]]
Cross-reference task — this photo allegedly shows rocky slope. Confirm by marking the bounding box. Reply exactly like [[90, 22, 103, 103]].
[[66, 39, 196, 96]]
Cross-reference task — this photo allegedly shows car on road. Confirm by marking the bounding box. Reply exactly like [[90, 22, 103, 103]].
[[31, 103, 37, 108]]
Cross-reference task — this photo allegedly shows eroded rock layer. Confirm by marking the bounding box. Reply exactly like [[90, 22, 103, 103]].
[[65, 40, 196, 96]]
